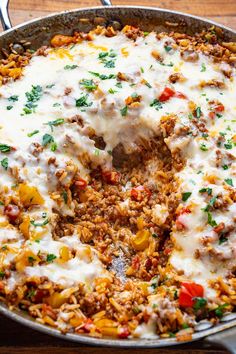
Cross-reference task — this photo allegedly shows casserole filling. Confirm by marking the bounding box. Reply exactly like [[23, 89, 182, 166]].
[[0, 25, 235, 339]]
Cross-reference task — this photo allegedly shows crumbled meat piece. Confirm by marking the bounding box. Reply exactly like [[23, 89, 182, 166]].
[[169, 73, 186, 83], [35, 46, 48, 56], [29, 142, 43, 157], [64, 87, 72, 95]]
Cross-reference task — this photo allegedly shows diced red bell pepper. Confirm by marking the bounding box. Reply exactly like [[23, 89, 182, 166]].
[[215, 104, 225, 112], [175, 218, 185, 231], [42, 304, 57, 320], [208, 103, 224, 119], [213, 222, 225, 234], [164, 247, 172, 255], [179, 282, 204, 307], [118, 327, 130, 339], [34, 289, 48, 303], [81, 318, 94, 333], [208, 111, 215, 119], [178, 207, 191, 215], [131, 255, 140, 270], [4, 204, 20, 223], [74, 177, 87, 190], [175, 91, 187, 99], [130, 185, 151, 201], [102, 170, 120, 185], [175, 207, 191, 231], [159, 87, 175, 102]]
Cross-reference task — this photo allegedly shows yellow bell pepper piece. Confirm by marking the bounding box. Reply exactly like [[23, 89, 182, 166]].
[[137, 217, 144, 230], [70, 316, 84, 327], [46, 292, 67, 308], [59, 246, 70, 263], [18, 184, 44, 206], [15, 250, 40, 272], [132, 230, 150, 251], [94, 318, 118, 336], [19, 216, 30, 239]]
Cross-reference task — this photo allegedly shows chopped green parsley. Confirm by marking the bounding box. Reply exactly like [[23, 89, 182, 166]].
[[27, 130, 39, 137], [1, 158, 8, 170], [115, 82, 122, 88], [108, 88, 117, 94], [224, 141, 233, 149], [80, 79, 98, 91], [225, 178, 233, 187], [193, 297, 207, 311], [42, 134, 54, 147], [22, 85, 43, 115], [53, 102, 61, 107], [0, 144, 11, 153], [98, 49, 117, 68], [182, 192, 192, 202], [50, 142, 57, 152], [200, 63, 206, 72], [164, 45, 172, 52], [159, 61, 174, 67], [46, 84, 55, 89], [30, 219, 49, 227], [89, 71, 116, 80], [219, 235, 228, 245], [45, 118, 64, 132], [144, 81, 152, 88], [8, 95, 19, 102], [182, 323, 189, 329], [206, 211, 217, 227], [64, 64, 78, 70], [62, 190, 68, 204], [94, 148, 100, 156], [28, 256, 36, 266], [196, 106, 202, 118], [215, 304, 228, 318], [199, 187, 212, 195], [120, 106, 128, 117], [188, 113, 193, 120], [150, 99, 163, 111], [75, 94, 92, 108], [200, 143, 208, 151], [46, 254, 57, 263]]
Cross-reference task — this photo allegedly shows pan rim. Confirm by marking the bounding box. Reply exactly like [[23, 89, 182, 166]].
[[1, 302, 236, 347], [0, 5, 236, 38]]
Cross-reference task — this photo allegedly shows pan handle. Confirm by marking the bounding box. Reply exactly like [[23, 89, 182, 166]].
[[0, 0, 11, 31], [204, 327, 236, 354], [100, 0, 113, 5], [0, 0, 112, 31]]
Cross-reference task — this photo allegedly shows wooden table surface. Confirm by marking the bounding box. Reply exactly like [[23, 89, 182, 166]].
[[0, 0, 235, 353]]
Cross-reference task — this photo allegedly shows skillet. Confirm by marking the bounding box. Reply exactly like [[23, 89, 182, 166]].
[[0, 0, 236, 352]]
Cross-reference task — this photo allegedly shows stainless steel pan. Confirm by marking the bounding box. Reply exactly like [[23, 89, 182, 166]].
[[0, 1, 236, 351]]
